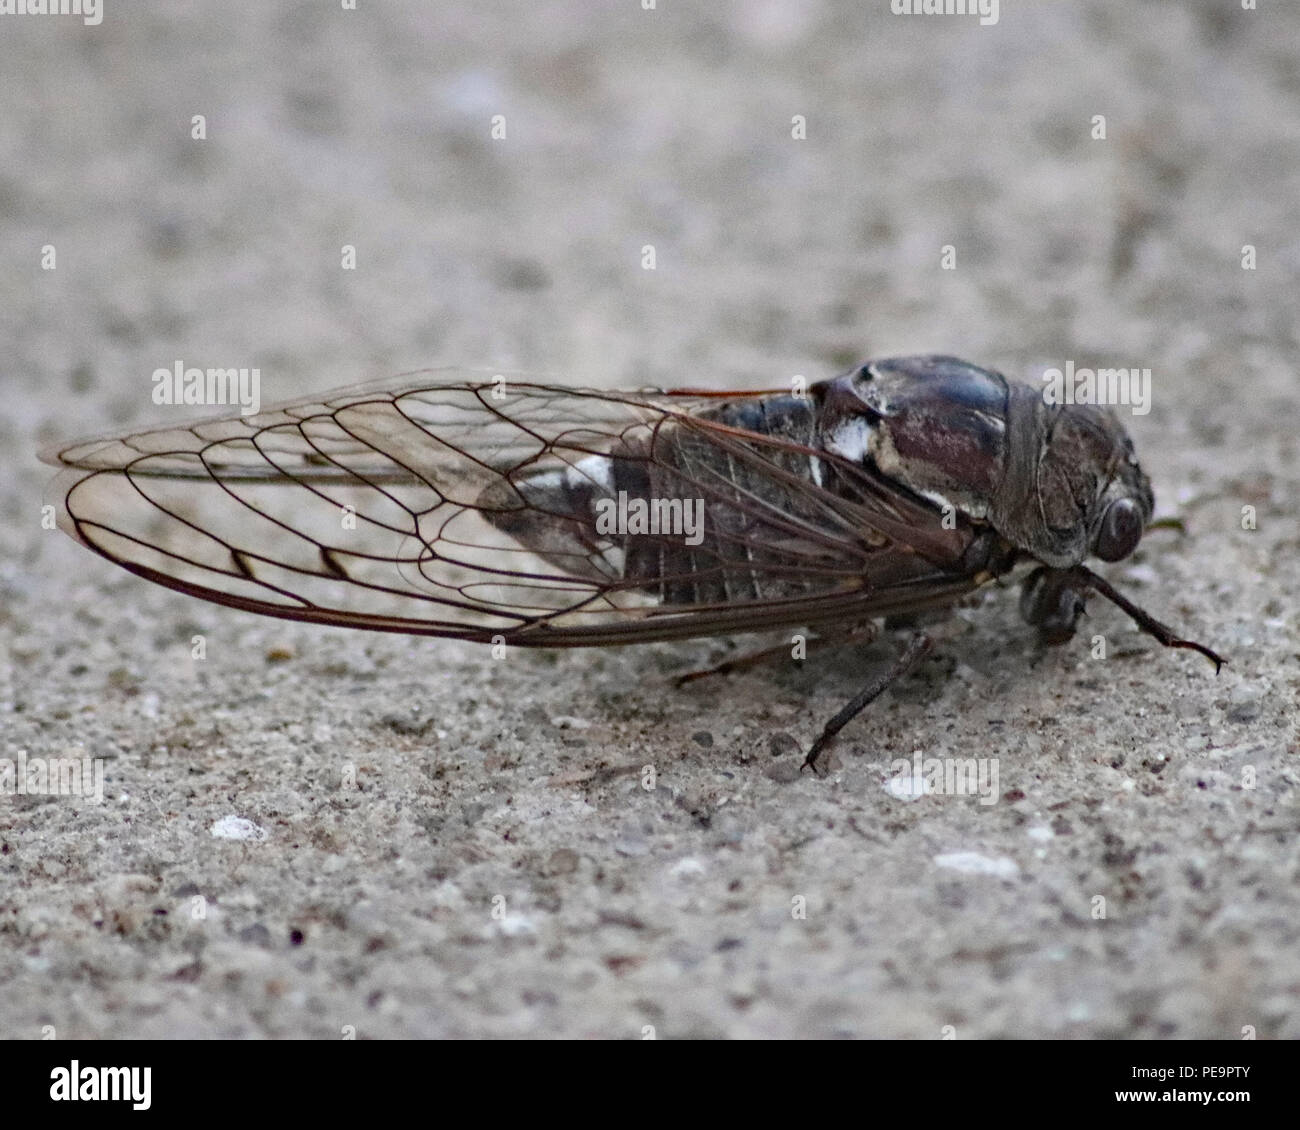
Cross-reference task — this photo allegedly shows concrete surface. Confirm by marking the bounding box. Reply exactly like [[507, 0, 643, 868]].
[[2, 0, 1297, 1038]]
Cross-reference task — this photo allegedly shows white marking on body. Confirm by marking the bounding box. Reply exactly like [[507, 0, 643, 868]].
[[566, 453, 614, 494], [517, 468, 564, 499], [603, 545, 626, 576], [823, 417, 875, 462], [916, 485, 960, 513], [514, 454, 613, 506], [829, 415, 988, 521], [913, 482, 985, 521]]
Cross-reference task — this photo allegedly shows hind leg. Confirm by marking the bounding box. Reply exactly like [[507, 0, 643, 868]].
[[803, 633, 933, 774], [675, 621, 880, 686]]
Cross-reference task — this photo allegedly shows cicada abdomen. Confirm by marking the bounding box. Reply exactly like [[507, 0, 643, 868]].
[[479, 392, 945, 608]]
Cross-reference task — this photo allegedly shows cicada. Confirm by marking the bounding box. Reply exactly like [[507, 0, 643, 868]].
[[43, 355, 1223, 771]]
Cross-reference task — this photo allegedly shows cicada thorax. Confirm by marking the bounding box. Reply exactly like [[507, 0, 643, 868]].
[[819, 356, 1154, 571], [814, 356, 1009, 523]]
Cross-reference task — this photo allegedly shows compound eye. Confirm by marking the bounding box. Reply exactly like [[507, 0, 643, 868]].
[[1096, 498, 1143, 562]]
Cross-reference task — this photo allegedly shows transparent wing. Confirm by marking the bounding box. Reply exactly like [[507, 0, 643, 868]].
[[43, 369, 980, 645]]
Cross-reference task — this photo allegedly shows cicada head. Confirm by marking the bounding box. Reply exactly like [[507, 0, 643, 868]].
[[1032, 401, 1154, 568]]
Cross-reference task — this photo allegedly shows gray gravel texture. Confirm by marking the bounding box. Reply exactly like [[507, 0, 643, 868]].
[[2, 0, 1298, 1039]]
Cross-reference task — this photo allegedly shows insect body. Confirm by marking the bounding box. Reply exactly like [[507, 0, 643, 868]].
[[44, 355, 1222, 769]]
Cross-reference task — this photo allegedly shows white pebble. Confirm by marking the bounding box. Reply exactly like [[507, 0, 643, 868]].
[[210, 815, 269, 842], [934, 851, 1019, 879]]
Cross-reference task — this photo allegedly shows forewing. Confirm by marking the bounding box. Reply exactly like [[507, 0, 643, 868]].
[[44, 370, 978, 645]]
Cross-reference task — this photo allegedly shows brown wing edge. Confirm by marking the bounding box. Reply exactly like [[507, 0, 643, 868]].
[[78, 549, 987, 647]]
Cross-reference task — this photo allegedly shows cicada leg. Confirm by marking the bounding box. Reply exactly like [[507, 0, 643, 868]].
[[1019, 566, 1088, 646], [802, 633, 933, 775], [675, 620, 880, 686]]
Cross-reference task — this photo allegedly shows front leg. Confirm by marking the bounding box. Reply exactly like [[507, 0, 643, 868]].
[[1020, 563, 1225, 669], [1018, 566, 1087, 645]]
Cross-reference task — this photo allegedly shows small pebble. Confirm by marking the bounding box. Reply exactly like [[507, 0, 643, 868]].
[[210, 816, 268, 842]]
